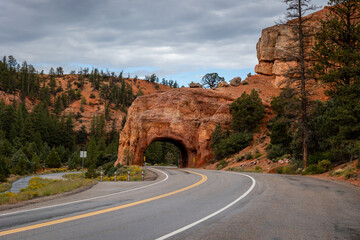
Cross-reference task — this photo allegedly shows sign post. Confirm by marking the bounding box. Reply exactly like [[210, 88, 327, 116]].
[[144, 156, 146, 176], [80, 151, 87, 178]]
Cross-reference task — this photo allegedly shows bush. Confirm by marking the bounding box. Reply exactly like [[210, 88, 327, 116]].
[[318, 160, 332, 172], [245, 152, 253, 160], [89, 94, 95, 99], [216, 160, 228, 170], [275, 165, 297, 174], [213, 131, 253, 160], [254, 166, 262, 172], [235, 155, 245, 162], [254, 149, 262, 159], [302, 164, 324, 175], [85, 165, 98, 178], [230, 89, 265, 133], [357, 160, 360, 169], [266, 144, 289, 160], [343, 168, 356, 179]]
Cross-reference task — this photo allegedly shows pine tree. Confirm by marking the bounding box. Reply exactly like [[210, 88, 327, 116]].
[[230, 89, 265, 133], [311, 0, 360, 163], [87, 136, 97, 167], [11, 149, 30, 175], [30, 154, 40, 174], [20, 117, 34, 144], [313, 0, 360, 94], [0, 156, 10, 181], [281, 0, 318, 167], [46, 147, 62, 168]]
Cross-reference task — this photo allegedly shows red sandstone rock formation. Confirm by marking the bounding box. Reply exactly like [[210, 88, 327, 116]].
[[116, 88, 235, 167], [255, 6, 330, 87]]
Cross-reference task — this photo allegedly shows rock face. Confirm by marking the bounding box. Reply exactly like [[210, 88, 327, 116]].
[[189, 82, 202, 88], [230, 77, 242, 86], [115, 88, 234, 167], [255, 7, 329, 87], [216, 81, 229, 88]]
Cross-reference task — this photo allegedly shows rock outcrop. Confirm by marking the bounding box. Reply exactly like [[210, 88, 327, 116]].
[[255, 7, 330, 87], [189, 82, 202, 88], [116, 88, 234, 167], [217, 81, 229, 88], [230, 77, 242, 86]]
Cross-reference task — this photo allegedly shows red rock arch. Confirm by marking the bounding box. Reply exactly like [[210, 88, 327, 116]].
[[115, 88, 234, 167]]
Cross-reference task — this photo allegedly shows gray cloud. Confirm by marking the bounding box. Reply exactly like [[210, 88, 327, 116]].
[[0, 0, 327, 82]]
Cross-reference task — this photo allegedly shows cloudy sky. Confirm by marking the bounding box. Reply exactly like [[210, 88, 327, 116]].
[[0, 0, 326, 86]]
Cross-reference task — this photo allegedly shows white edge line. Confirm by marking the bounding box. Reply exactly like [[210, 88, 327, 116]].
[[0, 168, 169, 217], [155, 172, 256, 240]]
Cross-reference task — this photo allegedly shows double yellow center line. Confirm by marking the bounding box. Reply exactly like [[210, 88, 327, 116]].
[[0, 169, 207, 237]]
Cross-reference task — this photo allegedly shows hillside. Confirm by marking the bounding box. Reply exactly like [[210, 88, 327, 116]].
[[0, 72, 172, 132]]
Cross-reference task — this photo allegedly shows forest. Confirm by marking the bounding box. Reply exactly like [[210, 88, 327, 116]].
[[0, 56, 179, 181]]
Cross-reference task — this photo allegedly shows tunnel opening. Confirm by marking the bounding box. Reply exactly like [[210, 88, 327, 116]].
[[143, 138, 189, 167]]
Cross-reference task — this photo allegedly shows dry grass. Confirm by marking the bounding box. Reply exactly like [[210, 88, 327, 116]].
[[0, 175, 21, 193], [0, 177, 95, 205]]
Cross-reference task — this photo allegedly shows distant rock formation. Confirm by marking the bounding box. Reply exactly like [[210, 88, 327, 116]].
[[217, 81, 229, 88], [255, 7, 330, 87], [230, 77, 242, 86], [189, 82, 202, 88]]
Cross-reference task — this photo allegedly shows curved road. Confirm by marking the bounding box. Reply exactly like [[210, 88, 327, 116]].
[[0, 168, 359, 240]]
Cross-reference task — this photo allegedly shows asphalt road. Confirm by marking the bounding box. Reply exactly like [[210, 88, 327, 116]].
[[0, 168, 359, 240]]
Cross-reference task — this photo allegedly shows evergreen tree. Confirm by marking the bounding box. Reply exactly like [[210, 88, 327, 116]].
[[230, 89, 265, 133], [20, 117, 34, 144], [0, 156, 10, 181], [76, 125, 88, 146], [311, 0, 360, 163], [11, 149, 30, 175], [313, 0, 360, 94], [30, 154, 40, 174], [281, 0, 318, 167], [87, 136, 97, 167], [46, 147, 62, 168]]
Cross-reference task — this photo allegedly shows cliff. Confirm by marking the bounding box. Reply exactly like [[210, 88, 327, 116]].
[[255, 6, 331, 87]]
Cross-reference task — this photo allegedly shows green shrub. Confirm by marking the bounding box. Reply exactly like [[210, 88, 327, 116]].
[[302, 164, 325, 175], [275, 165, 297, 174], [254, 166, 262, 172], [213, 131, 253, 160], [89, 94, 95, 99], [254, 149, 262, 159], [230, 89, 265, 133], [343, 168, 355, 179], [216, 160, 228, 170], [266, 144, 289, 161], [318, 160, 332, 172], [85, 165, 98, 178], [245, 152, 253, 160], [235, 155, 245, 162], [357, 160, 360, 169]]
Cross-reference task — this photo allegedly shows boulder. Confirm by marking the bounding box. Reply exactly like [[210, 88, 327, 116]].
[[230, 77, 242, 87], [189, 82, 202, 88], [216, 81, 229, 88]]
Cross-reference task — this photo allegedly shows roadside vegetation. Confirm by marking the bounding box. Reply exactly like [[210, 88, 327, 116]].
[[0, 177, 95, 205], [210, 1, 360, 177], [211, 89, 265, 162]]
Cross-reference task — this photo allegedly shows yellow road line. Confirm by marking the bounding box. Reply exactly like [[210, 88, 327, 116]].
[[0, 169, 207, 237]]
